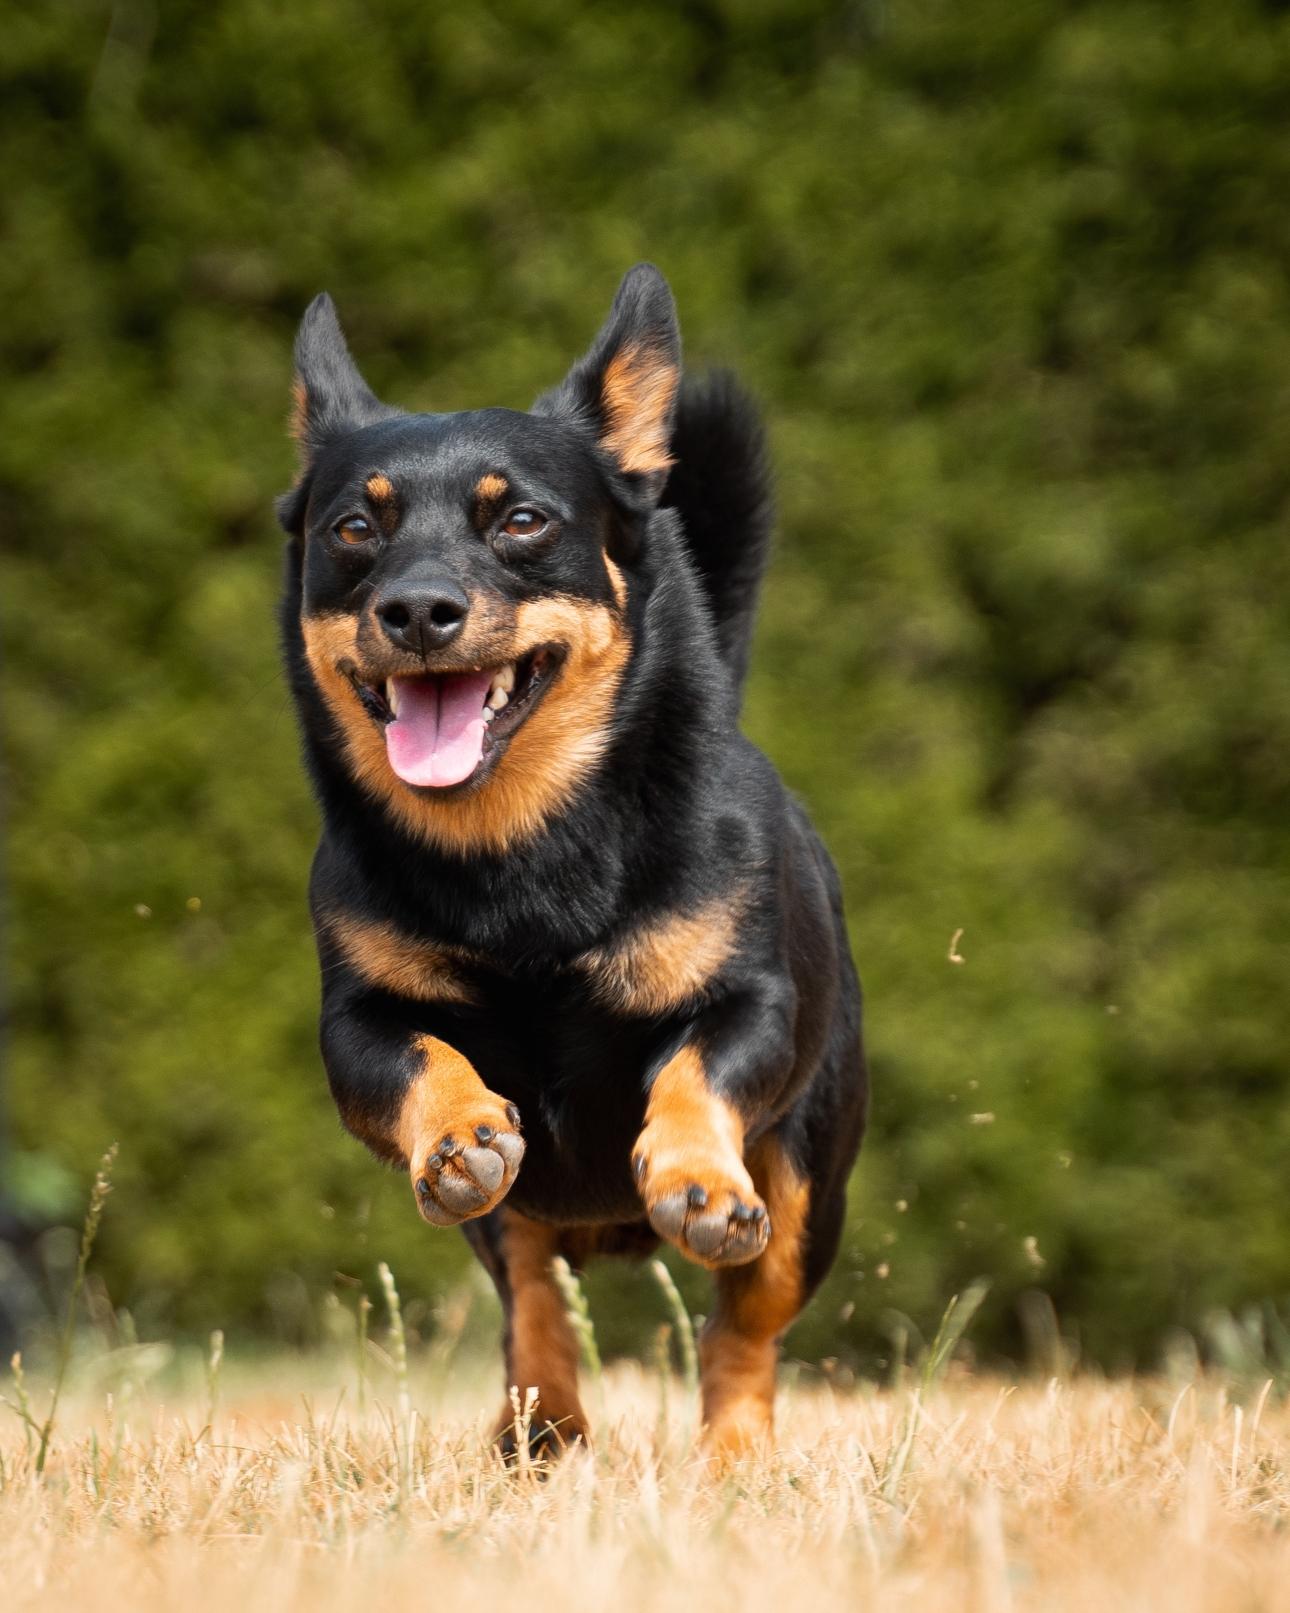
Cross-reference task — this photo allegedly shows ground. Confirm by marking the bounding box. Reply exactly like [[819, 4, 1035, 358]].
[[3, 1358, 1289, 1612]]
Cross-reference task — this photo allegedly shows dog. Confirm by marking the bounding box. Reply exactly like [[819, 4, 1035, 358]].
[[277, 265, 867, 1457]]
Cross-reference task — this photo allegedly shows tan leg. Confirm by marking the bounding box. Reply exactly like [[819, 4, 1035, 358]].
[[699, 1137, 810, 1457], [491, 1210, 590, 1459], [632, 1047, 770, 1267]]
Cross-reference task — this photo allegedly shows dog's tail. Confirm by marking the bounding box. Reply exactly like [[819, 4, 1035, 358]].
[[660, 371, 774, 695]]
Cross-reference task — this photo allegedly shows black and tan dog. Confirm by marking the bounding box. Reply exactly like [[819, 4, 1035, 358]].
[[277, 265, 867, 1457]]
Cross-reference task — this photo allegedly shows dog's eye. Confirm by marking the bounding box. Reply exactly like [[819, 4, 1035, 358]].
[[501, 507, 548, 539], [335, 516, 374, 545]]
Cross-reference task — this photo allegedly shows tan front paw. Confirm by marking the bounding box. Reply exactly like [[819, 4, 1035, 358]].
[[632, 1135, 769, 1267], [412, 1097, 524, 1226]]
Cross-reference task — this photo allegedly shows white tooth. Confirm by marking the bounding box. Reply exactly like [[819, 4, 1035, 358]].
[[482, 707, 495, 724], [387, 679, 400, 717], [487, 685, 509, 712], [494, 663, 516, 694]]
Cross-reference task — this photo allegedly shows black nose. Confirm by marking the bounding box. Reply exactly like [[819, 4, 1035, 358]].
[[376, 583, 469, 654]]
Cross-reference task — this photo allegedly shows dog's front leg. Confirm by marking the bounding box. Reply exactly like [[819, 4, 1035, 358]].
[[321, 993, 524, 1226], [631, 991, 815, 1455], [630, 987, 797, 1269]]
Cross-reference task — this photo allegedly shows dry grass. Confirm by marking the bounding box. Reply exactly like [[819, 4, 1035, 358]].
[[3, 1359, 1289, 1612]]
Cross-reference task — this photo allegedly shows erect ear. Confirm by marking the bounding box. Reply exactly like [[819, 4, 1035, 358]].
[[288, 293, 394, 463], [537, 264, 681, 502]]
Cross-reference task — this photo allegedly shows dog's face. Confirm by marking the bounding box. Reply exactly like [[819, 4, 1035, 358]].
[[280, 267, 680, 853]]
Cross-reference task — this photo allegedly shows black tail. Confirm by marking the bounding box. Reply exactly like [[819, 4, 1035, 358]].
[[660, 370, 774, 695]]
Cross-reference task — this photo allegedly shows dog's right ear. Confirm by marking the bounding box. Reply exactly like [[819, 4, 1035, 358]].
[[278, 294, 394, 533], [289, 293, 393, 460]]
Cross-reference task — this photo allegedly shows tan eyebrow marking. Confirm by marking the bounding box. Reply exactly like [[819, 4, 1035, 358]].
[[474, 473, 509, 523], [365, 473, 395, 503]]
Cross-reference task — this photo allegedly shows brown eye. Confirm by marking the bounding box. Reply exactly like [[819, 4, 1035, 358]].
[[335, 515, 374, 545], [501, 507, 548, 539]]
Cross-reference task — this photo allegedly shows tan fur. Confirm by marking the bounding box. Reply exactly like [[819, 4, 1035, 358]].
[[605, 555, 628, 609], [323, 911, 475, 1004], [492, 1212, 589, 1449], [577, 896, 741, 1015], [600, 344, 678, 475], [632, 1047, 760, 1269], [393, 1035, 516, 1183], [365, 472, 395, 504], [289, 378, 309, 449], [474, 473, 509, 517], [301, 594, 629, 856], [700, 1138, 811, 1456]]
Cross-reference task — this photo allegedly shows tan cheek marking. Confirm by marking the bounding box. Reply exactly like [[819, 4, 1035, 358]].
[[300, 597, 629, 856], [324, 911, 475, 1004], [700, 1138, 811, 1455], [577, 895, 740, 1015], [494, 1211, 589, 1446], [601, 344, 678, 476], [605, 556, 628, 609]]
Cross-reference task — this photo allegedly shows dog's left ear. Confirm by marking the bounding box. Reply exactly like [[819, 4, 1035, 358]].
[[538, 264, 681, 503]]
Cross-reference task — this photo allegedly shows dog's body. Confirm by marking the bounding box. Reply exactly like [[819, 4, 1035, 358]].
[[279, 267, 867, 1455]]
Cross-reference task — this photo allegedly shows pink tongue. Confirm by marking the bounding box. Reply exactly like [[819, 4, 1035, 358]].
[[385, 672, 494, 787]]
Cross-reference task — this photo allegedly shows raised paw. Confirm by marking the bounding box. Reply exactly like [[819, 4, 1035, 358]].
[[413, 1101, 524, 1226], [632, 1151, 770, 1268]]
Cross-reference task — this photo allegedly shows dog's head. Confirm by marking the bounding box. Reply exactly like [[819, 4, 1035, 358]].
[[279, 266, 680, 853]]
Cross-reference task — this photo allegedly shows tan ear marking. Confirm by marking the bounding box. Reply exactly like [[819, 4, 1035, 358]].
[[289, 378, 309, 444], [600, 343, 678, 476]]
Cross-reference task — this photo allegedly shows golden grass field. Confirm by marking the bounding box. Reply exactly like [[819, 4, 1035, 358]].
[[4, 1355, 1289, 1613]]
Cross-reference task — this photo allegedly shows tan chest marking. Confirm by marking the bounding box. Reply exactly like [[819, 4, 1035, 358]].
[[576, 895, 741, 1016], [323, 911, 476, 1004]]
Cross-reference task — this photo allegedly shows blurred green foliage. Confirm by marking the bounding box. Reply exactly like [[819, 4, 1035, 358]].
[[4, 0, 1290, 1370]]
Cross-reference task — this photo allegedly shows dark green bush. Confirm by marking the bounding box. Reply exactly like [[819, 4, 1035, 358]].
[[5, 0, 1289, 1368]]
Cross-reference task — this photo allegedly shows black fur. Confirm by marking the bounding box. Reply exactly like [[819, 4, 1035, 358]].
[[278, 265, 867, 1389], [660, 370, 774, 695]]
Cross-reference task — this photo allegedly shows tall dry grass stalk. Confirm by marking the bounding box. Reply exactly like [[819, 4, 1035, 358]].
[[1, 1145, 117, 1477]]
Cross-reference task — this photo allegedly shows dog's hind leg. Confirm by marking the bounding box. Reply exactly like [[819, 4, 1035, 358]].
[[698, 1134, 813, 1457], [465, 1208, 590, 1461]]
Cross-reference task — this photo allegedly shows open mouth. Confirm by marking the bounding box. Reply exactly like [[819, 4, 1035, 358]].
[[346, 648, 558, 789]]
